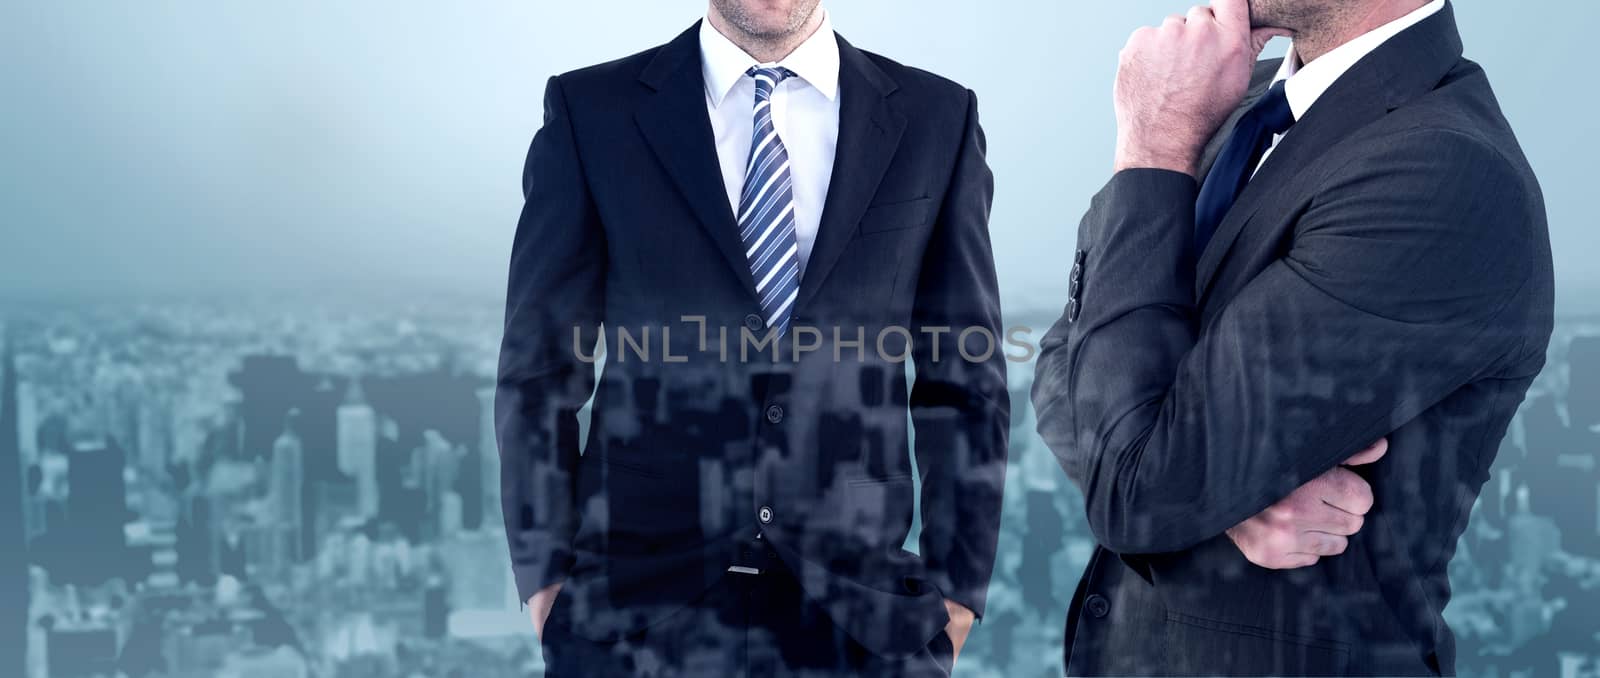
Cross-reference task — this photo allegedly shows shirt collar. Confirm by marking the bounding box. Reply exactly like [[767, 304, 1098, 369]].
[[700, 9, 839, 107], [1272, 0, 1445, 120]]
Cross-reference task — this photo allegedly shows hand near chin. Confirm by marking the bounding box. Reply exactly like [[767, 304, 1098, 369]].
[[1227, 439, 1388, 569], [1112, 0, 1293, 176]]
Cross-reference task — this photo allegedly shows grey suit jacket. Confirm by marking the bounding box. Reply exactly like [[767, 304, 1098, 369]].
[[1032, 3, 1554, 675]]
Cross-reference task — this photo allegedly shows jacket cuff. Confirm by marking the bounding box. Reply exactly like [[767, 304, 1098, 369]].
[[931, 571, 990, 622], [513, 553, 572, 608], [1087, 168, 1197, 232]]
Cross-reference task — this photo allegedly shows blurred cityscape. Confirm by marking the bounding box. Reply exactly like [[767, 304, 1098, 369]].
[[1, 292, 1597, 678]]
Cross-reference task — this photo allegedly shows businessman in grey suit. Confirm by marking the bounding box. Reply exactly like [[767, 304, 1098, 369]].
[[1032, 0, 1553, 675]]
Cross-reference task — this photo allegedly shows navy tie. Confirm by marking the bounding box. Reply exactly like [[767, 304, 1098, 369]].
[[1194, 81, 1295, 256], [739, 66, 802, 337]]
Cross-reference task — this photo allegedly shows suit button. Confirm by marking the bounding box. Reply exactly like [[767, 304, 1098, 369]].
[[765, 405, 784, 424], [744, 314, 765, 332], [1067, 299, 1081, 323], [1085, 593, 1110, 619], [758, 506, 774, 524]]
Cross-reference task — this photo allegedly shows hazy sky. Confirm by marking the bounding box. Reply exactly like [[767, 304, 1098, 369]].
[[3, 2, 1593, 312]]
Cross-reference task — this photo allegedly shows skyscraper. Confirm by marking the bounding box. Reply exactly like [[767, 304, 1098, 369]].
[[64, 438, 129, 585], [413, 430, 460, 541], [16, 381, 36, 465], [1, 325, 28, 678], [336, 379, 378, 519], [230, 355, 309, 461], [270, 409, 305, 564], [475, 386, 499, 530]]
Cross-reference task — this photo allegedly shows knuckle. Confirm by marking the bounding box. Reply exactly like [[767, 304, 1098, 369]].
[[1337, 473, 1373, 505], [1307, 535, 1330, 555], [1272, 504, 1297, 523], [1267, 531, 1297, 555], [1324, 536, 1349, 555], [1350, 488, 1375, 514], [1343, 514, 1365, 535], [1340, 470, 1368, 493]]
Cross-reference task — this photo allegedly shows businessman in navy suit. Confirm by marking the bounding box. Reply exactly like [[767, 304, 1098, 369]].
[[495, 1, 1008, 675], [1033, 0, 1553, 675]]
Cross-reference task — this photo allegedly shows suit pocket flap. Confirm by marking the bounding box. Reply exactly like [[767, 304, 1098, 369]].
[[1165, 611, 1351, 675], [859, 197, 935, 234]]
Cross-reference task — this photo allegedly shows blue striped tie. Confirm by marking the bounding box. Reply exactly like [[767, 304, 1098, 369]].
[[739, 66, 801, 337]]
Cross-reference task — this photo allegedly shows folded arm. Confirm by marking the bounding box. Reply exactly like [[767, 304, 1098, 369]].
[[1032, 129, 1536, 555]]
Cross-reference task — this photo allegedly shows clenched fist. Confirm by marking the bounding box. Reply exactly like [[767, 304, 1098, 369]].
[[1226, 438, 1388, 569], [1113, 0, 1291, 176]]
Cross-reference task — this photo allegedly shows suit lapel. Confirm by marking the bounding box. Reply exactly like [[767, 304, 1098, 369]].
[[1192, 88, 1383, 303], [1194, 1, 1466, 303], [796, 36, 905, 309], [635, 23, 759, 299]]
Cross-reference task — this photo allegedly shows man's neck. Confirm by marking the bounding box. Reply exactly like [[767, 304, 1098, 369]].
[[1292, 0, 1429, 65], [707, 8, 825, 63]]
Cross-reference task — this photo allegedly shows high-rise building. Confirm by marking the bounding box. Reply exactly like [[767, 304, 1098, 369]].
[[63, 438, 128, 585], [230, 355, 310, 461], [336, 379, 378, 519], [413, 431, 460, 541], [176, 493, 219, 585], [16, 379, 43, 547], [45, 625, 117, 677], [364, 369, 483, 527], [476, 387, 500, 530], [1, 325, 29, 678], [270, 409, 305, 564], [135, 394, 173, 473], [1568, 335, 1600, 430], [16, 381, 37, 465], [422, 575, 449, 639], [439, 491, 463, 536]]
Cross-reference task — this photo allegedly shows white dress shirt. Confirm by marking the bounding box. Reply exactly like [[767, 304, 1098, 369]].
[[1256, 0, 1445, 171], [700, 11, 840, 274]]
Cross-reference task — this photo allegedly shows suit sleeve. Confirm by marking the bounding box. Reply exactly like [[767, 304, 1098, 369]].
[[496, 75, 606, 603], [912, 90, 1010, 619], [1031, 128, 1539, 555]]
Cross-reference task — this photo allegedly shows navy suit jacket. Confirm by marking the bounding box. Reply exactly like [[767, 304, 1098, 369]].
[[1033, 4, 1553, 675], [496, 23, 1008, 657]]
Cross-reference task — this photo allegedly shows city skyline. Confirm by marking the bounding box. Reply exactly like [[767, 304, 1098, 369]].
[[1, 294, 1597, 676]]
